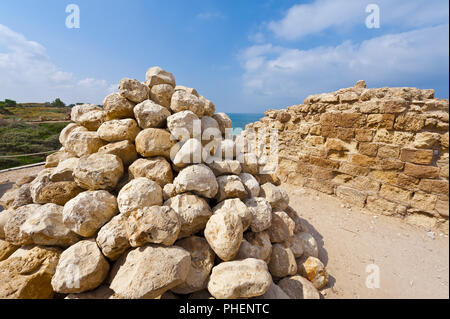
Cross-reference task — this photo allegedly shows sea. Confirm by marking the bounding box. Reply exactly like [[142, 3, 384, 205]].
[[227, 113, 264, 131]]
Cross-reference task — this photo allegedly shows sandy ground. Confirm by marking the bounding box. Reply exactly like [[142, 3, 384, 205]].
[[282, 184, 449, 299], [0, 165, 448, 299]]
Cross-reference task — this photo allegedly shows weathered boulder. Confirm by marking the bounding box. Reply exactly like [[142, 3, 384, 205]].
[[170, 91, 205, 117], [239, 173, 260, 198], [164, 193, 212, 239], [59, 123, 88, 147], [64, 130, 105, 157], [268, 244, 297, 278], [65, 285, 116, 299], [283, 233, 304, 258], [297, 232, 319, 258], [0, 209, 14, 239], [4, 204, 41, 245], [207, 258, 272, 299], [145, 66, 176, 87], [199, 96, 215, 116], [204, 210, 243, 261], [235, 231, 272, 262], [97, 119, 141, 142], [167, 110, 200, 139], [260, 183, 289, 210], [127, 206, 181, 247], [174, 164, 218, 198], [50, 157, 79, 182], [175, 86, 198, 97], [117, 177, 163, 214], [11, 183, 33, 209], [63, 190, 118, 237], [215, 175, 248, 202], [135, 128, 175, 158], [267, 210, 293, 243], [98, 140, 138, 166], [71, 104, 105, 131], [297, 256, 329, 289], [36, 181, 84, 206], [173, 138, 204, 168], [163, 183, 177, 200], [29, 168, 53, 203], [45, 150, 75, 168], [244, 197, 272, 232], [278, 275, 321, 299], [213, 198, 252, 231], [134, 99, 171, 129], [0, 245, 61, 299], [118, 78, 149, 103], [0, 186, 18, 210], [172, 236, 215, 294], [102, 92, 136, 120], [0, 239, 18, 261], [255, 282, 291, 299], [73, 153, 124, 190], [208, 160, 242, 176], [128, 157, 173, 187], [51, 239, 110, 294], [96, 213, 130, 261], [212, 113, 232, 135], [19, 203, 79, 247], [109, 245, 191, 299], [150, 84, 174, 108]]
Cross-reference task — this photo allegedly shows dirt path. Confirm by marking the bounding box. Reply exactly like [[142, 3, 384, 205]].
[[282, 184, 449, 299], [1, 166, 448, 299]]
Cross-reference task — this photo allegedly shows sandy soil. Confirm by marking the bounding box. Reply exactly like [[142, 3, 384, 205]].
[[0, 165, 448, 299], [282, 184, 449, 299]]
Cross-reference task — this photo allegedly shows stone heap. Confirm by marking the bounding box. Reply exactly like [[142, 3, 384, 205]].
[[0, 66, 327, 299], [247, 81, 449, 234]]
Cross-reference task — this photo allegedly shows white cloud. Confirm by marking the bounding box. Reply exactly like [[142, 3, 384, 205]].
[[0, 24, 112, 104], [268, 0, 449, 41], [240, 24, 449, 106]]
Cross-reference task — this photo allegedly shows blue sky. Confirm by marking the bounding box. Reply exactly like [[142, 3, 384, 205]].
[[0, 0, 448, 113]]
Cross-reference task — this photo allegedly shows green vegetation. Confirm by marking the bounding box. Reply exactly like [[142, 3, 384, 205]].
[[0, 120, 67, 170]]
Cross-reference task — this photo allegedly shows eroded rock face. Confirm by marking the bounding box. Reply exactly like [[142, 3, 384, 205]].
[[172, 236, 215, 294], [204, 210, 243, 261], [96, 213, 130, 261], [134, 99, 171, 129], [0, 245, 61, 299], [109, 245, 191, 299], [36, 181, 84, 206], [278, 275, 321, 299], [207, 258, 272, 299], [135, 128, 175, 158], [103, 92, 136, 120], [174, 164, 218, 199], [97, 119, 141, 142], [127, 206, 181, 247], [74, 153, 124, 190], [118, 78, 149, 103], [51, 239, 110, 294], [117, 178, 163, 214], [213, 198, 252, 231], [62, 190, 118, 237], [19, 203, 79, 247], [164, 193, 212, 239]]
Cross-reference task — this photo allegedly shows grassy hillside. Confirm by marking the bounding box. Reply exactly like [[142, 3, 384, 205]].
[[0, 105, 71, 122], [0, 120, 66, 170]]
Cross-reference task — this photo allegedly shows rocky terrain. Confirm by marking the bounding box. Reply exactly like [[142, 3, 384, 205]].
[[0, 67, 327, 299]]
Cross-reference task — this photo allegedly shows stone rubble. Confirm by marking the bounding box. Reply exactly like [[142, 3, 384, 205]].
[[0, 66, 327, 299]]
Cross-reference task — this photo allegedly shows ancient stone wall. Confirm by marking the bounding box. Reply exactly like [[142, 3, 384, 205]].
[[247, 81, 449, 233]]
